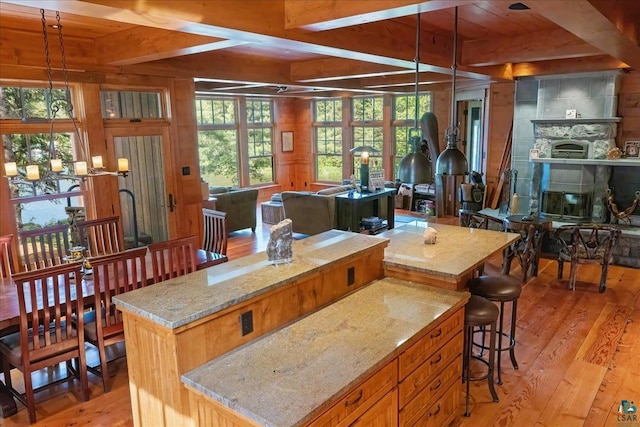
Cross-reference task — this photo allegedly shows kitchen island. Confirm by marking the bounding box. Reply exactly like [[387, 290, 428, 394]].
[[182, 277, 469, 427], [113, 230, 389, 427], [380, 222, 520, 290]]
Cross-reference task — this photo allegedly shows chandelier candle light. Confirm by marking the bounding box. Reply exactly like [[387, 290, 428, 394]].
[[2, 9, 129, 183]]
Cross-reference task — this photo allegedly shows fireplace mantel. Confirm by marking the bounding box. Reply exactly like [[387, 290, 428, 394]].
[[531, 118, 622, 125], [531, 158, 640, 166]]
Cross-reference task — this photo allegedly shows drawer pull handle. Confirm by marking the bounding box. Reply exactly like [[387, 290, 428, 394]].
[[430, 379, 442, 391], [430, 329, 442, 338], [430, 354, 442, 365], [430, 404, 441, 417], [345, 390, 363, 407]]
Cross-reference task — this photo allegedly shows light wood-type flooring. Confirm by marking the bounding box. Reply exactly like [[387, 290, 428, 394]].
[[1, 211, 639, 426]]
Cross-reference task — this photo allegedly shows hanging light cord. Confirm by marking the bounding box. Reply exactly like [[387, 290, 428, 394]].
[[414, 12, 421, 131], [446, 6, 459, 144]]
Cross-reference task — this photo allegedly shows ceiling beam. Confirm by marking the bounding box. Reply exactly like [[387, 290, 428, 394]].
[[513, 55, 629, 78], [96, 28, 247, 66], [462, 28, 603, 66], [284, 0, 471, 31], [526, 0, 640, 70]]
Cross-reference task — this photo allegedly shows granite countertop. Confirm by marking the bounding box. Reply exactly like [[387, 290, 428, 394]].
[[181, 277, 469, 427], [379, 222, 520, 279], [112, 230, 388, 329]]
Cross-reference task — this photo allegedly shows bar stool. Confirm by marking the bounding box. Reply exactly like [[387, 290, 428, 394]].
[[468, 275, 522, 385], [463, 295, 499, 417]]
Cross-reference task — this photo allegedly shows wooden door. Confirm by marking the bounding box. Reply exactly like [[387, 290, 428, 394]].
[[105, 127, 176, 247]]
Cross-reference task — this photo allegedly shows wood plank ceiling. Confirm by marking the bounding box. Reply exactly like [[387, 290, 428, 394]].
[[0, 0, 638, 98]]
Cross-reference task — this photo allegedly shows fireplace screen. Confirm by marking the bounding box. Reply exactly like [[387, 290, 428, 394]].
[[541, 191, 592, 220]]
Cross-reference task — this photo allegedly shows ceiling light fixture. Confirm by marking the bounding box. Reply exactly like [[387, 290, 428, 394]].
[[3, 9, 129, 183]]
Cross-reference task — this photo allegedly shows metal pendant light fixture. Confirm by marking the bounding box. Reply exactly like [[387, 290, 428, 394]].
[[397, 12, 432, 184], [435, 6, 468, 176], [3, 9, 129, 183]]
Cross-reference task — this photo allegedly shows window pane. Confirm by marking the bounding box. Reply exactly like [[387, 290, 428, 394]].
[[198, 129, 239, 186], [101, 91, 162, 119], [315, 99, 342, 122], [1, 86, 70, 119], [196, 98, 235, 125], [353, 97, 383, 122], [246, 99, 272, 124], [249, 156, 274, 185], [393, 93, 432, 179], [316, 126, 342, 182]]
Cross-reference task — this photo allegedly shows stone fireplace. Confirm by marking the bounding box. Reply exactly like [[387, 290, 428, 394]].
[[529, 118, 620, 223]]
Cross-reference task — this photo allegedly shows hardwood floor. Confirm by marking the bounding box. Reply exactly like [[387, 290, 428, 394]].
[[2, 212, 639, 426]]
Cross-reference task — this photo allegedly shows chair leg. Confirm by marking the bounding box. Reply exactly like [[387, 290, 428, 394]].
[[599, 262, 609, 293], [557, 260, 564, 279], [24, 370, 37, 424], [99, 344, 110, 393], [464, 324, 472, 417], [487, 319, 499, 402], [509, 299, 519, 370], [1, 355, 12, 389], [496, 301, 505, 385], [569, 260, 578, 291]]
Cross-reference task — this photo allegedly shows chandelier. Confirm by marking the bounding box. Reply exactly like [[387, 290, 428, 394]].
[[3, 9, 129, 183]]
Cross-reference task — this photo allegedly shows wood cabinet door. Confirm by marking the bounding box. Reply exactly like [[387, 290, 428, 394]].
[[347, 388, 398, 427]]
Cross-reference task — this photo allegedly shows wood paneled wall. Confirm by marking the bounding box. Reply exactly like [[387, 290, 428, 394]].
[[484, 82, 516, 198]]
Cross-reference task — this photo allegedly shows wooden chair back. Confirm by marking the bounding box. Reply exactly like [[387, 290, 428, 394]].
[[76, 215, 123, 257], [554, 224, 621, 292], [0, 234, 17, 278], [148, 235, 198, 284], [459, 210, 505, 231], [3, 261, 89, 422], [18, 224, 71, 271], [202, 208, 228, 255], [87, 246, 149, 391]]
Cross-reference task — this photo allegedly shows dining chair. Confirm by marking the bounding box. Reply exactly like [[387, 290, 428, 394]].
[[0, 261, 90, 423], [84, 246, 148, 392], [0, 234, 17, 278], [18, 224, 71, 271], [148, 235, 198, 283], [202, 208, 228, 255], [76, 216, 123, 257], [502, 223, 537, 282], [554, 224, 621, 292]]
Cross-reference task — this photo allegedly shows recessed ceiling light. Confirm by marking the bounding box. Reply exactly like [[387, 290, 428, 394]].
[[508, 2, 530, 10]]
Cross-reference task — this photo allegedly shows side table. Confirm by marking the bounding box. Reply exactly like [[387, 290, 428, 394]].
[[503, 215, 553, 281], [261, 201, 285, 224]]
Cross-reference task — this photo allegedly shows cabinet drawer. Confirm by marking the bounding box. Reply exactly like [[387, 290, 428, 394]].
[[399, 332, 462, 409], [399, 354, 462, 425], [347, 388, 398, 427], [308, 359, 397, 427], [408, 377, 461, 427], [399, 309, 463, 380]]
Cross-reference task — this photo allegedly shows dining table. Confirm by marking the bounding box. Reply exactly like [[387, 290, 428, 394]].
[[0, 248, 226, 418]]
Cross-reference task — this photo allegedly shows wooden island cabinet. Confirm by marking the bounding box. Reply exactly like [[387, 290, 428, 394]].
[[113, 231, 389, 427], [182, 278, 468, 427]]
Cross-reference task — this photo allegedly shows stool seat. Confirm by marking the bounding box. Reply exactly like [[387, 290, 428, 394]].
[[465, 295, 499, 326], [468, 275, 521, 301]]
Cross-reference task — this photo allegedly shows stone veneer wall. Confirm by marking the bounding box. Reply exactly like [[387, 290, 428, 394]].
[[532, 121, 618, 159]]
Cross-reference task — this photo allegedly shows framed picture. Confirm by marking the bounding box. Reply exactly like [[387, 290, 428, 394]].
[[529, 149, 540, 159], [624, 141, 640, 158], [282, 131, 294, 152]]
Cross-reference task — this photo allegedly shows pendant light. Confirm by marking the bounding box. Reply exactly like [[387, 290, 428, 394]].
[[3, 9, 129, 183], [397, 13, 433, 184], [435, 6, 468, 176]]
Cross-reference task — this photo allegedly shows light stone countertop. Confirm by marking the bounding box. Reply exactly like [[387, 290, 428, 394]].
[[379, 222, 520, 280], [113, 230, 388, 329], [181, 277, 469, 427]]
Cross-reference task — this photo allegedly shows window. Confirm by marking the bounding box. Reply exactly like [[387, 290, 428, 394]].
[[352, 96, 383, 176], [196, 97, 239, 186], [393, 93, 431, 177], [101, 90, 162, 119], [314, 99, 343, 182], [246, 99, 274, 185], [1, 85, 83, 229]]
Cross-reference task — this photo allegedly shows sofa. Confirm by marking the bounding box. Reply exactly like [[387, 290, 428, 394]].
[[204, 187, 259, 233], [281, 185, 355, 235]]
